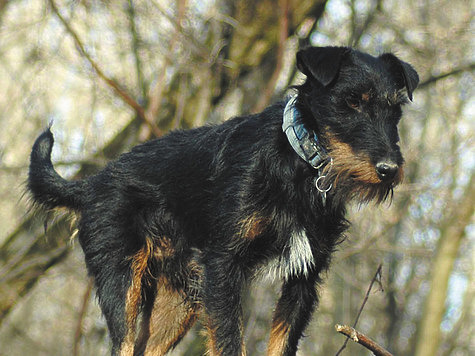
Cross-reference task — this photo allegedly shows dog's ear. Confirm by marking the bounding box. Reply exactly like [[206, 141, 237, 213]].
[[296, 46, 350, 86], [380, 53, 419, 101]]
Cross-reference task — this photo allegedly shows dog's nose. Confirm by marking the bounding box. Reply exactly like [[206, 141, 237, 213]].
[[376, 161, 398, 181]]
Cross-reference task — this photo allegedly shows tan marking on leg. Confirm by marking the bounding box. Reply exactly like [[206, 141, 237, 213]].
[[137, 277, 200, 355], [120, 238, 154, 355], [205, 323, 219, 356], [267, 319, 290, 356], [153, 236, 175, 259], [240, 213, 270, 240], [120, 342, 134, 356]]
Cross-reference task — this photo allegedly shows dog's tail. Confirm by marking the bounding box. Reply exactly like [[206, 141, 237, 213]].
[[28, 128, 85, 210]]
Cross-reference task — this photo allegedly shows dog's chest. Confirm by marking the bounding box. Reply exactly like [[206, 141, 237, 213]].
[[259, 229, 315, 281]]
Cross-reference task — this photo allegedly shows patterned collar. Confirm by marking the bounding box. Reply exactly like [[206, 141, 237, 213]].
[[282, 95, 329, 170]]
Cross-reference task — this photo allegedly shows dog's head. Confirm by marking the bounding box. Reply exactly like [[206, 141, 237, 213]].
[[295, 46, 419, 202]]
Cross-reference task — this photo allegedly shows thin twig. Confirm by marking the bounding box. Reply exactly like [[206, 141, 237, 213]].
[[149, 0, 210, 60], [73, 279, 94, 356], [419, 63, 475, 88], [48, 0, 161, 137], [127, 0, 147, 99], [0, 245, 69, 284], [335, 263, 383, 355], [335, 324, 393, 356], [173, 74, 188, 129], [354, 264, 383, 327], [173, 0, 188, 129], [138, 0, 187, 140]]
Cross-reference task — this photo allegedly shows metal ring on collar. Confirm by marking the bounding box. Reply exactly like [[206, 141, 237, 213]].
[[315, 175, 332, 193]]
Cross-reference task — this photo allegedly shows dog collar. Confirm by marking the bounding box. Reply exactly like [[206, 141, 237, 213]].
[[282, 95, 329, 170]]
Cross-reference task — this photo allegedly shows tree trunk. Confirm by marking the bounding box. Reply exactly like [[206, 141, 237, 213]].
[[414, 174, 474, 356]]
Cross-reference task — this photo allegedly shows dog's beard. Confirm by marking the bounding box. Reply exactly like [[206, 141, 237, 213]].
[[322, 169, 398, 204], [321, 137, 403, 204]]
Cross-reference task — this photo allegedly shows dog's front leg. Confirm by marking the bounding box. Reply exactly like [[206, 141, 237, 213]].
[[267, 274, 319, 356], [202, 251, 246, 356]]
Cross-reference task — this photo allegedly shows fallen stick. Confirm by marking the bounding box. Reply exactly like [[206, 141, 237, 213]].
[[335, 324, 393, 356]]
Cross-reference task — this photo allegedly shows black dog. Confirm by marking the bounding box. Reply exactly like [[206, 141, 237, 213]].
[[28, 46, 418, 356]]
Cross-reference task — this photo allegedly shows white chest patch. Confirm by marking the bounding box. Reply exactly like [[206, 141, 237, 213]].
[[262, 229, 315, 281]]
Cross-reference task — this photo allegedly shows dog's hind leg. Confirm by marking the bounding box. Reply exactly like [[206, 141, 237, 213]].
[[134, 277, 200, 355], [120, 239, 154, 355], [85, 229, 153, 356], [93, 266, 143, 356]]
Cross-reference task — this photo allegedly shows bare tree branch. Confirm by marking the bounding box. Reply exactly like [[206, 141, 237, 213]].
[[335, 264, 383, 355], [137, 0, 187, 141], [0, 0, 10, 23], [414, 173, 475, 356], [419, 63, 475, 88], [335, 324, 393, 356], [73, 279, 94, 356], [48, 0, 162, 137], [127, 0, 147, 99], [149, 0, 210, 60]]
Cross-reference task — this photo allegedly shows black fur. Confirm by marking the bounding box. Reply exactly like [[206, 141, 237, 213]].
[[28, 46, 418, 356]]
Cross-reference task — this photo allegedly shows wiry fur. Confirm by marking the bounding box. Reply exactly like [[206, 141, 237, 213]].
[[27, 46, 418, 356]]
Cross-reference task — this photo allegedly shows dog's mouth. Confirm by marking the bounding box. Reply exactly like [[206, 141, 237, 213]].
[[321, 164, 402, 203], [321, 136, 403, 203], [323, 170, 401, 204]]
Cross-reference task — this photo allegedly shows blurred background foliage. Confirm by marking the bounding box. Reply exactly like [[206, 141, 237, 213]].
[[0, 0, 473, 355]]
